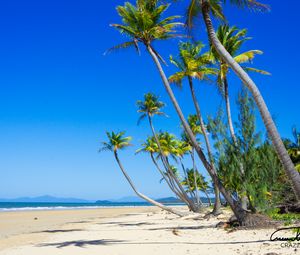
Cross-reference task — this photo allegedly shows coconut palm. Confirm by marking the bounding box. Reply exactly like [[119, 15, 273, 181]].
[[211, 25, 270, 145], [186, 0, 300, 201], [137, 93, 167, 126], [100, 131, 184, 216], [169, 41, 222, 214], [182, 169, 212, 206], [136, 136, 183, 199], [111, 0, 247, 224], [210, 25, 270, 209], [136, 93, 197, 211], [174, 138, 202, 207]]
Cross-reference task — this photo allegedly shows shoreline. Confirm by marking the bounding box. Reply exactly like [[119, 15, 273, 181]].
[[0, 206, 158, 250], [0, 203, 188, 212], [0, 207, 288, 255]]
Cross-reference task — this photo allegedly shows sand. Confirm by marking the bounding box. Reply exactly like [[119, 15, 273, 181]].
[[0, 206, 295, 255]]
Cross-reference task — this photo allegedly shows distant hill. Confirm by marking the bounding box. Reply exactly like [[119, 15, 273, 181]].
[[0, 195, 217, 204], [111, 196, 217, 204], [96, 196, 213, 204], [0, 195, 92, 203], [110, 196, 145, 203], [95, 200, 113, 204], [156, 197, 182, 203]]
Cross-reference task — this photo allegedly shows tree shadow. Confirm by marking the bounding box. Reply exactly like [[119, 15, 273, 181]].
[[98, 221, 124, 225], [69, 221, 92, 224], [118, 222, 154, 227], [37, 238, 270, 248], [35, 229, 84, 234], [121, 240, 270, 245], [37, 239, 125, 248], [149, 225, 216, 231]]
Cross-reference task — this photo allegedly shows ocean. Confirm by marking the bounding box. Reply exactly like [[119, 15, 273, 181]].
[[0, 202, 185, 212]]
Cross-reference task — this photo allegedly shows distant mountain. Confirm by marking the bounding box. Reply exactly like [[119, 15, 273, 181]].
[[156, 197, 182, 203], [110, 196, 145, 203], [101, 196, 184, 204], [95, 200, 113, 204], [0, 195, 92, 203], [109, 196, 216, 204]]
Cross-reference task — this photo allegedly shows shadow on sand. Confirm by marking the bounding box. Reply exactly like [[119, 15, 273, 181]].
[[34, 229, 84, 234], [37, 239, 126, 248], [37, 238, 270, 249]]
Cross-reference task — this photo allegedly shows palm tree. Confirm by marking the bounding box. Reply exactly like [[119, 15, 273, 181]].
[[211, 25, 270, 210], [186, 0, 300, 201], [182, 169, 212, 206], [100, 131, 184, 216], [186, 115, 203, 207], [173, 137, 203, 208], [136, 136, 184, 200], [136, 93, 196, 211], [169, 41, 222, 214], [211, 25, 270, 145], [111, 0, 248, 224]]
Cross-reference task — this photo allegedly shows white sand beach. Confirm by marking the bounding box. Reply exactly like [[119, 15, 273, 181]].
[[0, 207, 292, 255]]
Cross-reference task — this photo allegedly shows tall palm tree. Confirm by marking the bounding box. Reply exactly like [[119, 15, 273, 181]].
[[211, 25, 270, 145], [100, 131, 184, 216], [111, 0, 248, 224], [136, 93, 196, 211], [173, 137, 203, 208], [186, 115, 203, 207], [186, 0, 300, 201], [211, 25, 270, 209], [169, 41, 222, 214]]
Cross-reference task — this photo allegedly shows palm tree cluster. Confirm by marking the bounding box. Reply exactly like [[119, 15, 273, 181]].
[[100, 0, 300, 227]]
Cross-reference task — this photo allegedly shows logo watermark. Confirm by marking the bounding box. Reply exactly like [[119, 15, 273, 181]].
[[270, 226, 300, 248]]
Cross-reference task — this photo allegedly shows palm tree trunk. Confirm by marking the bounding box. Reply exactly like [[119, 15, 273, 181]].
[[150, 153, 186, 203], [224, 77, 248, 210], [224, 77, 237, 144], [113, 151, 184, 217], [204, 190, 212, 206], [191, 149, 201, 207], [188, 76, 221, 214], [201, 0, 300, 201], [213, 184, 222, 215], [180, 158, 201, 208], [180, 158, 195, 200], [147, 115, 197, 211], [147, 44, 247, 223]]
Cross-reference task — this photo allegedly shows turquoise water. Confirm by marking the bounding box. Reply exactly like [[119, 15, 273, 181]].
[[0, 202, 152, 211], [0, 202, 185, 212]]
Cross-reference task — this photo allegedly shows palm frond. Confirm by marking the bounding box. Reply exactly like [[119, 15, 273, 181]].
[[243, 67, 271, 75], [104, 41, 140, 55]]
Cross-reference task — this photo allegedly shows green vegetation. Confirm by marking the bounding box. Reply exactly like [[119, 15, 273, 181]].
[[100, 0, 300, 227]]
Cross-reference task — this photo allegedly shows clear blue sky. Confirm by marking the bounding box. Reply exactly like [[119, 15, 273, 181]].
[[0, 0, 299, 200]]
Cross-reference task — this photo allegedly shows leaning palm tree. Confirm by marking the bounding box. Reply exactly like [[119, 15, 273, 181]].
[[186, 0, 300, 201], [211, 25, 270, 210], [211, 25, 270, 146], [136, 93, 197, 211], [169, 41, 222, 214], [182, 169, 212, 206], [173, 138, 203, 208], [100, 131, 184, 216], [110, 0, 249, 224], [136, 136, 185, 201]]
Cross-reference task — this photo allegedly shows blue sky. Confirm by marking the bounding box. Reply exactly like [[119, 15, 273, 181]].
[[0, 0, 299, 200]]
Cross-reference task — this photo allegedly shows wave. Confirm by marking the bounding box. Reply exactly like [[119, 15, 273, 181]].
[[0, 205, 144, 212]]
